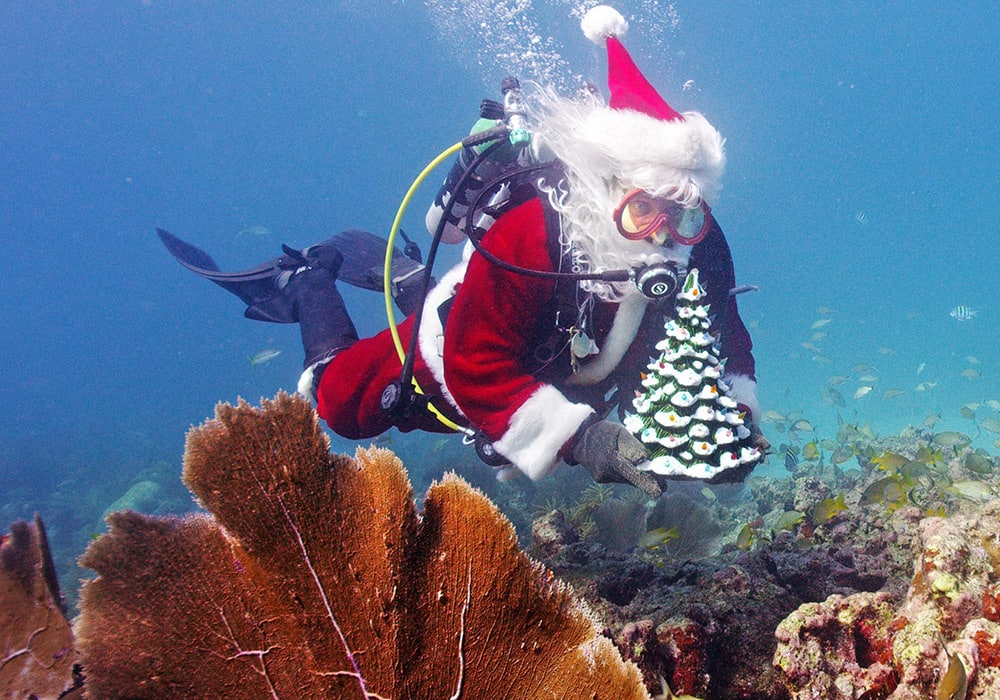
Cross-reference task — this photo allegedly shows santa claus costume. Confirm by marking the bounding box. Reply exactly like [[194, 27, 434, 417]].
[[314, 5, 759, 485]]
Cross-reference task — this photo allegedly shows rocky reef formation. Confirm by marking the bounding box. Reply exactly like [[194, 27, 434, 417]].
[[525, 420, 1000, 699], [533, 515, 839, 698], [774, 591, 898, 698], [71, 392, 649, 698], [774, 500, 1000, 699]]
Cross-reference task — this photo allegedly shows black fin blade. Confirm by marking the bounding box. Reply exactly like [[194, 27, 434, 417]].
[[157, 228, 285, 307], [332, 229, 422, 292]]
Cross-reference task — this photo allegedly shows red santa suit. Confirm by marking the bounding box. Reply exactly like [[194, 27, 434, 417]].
[[316, 192, 757, 481], [317, 4, 760, 482]]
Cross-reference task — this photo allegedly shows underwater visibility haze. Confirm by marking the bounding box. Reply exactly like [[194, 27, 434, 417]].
[[2, 2, 1000, 695]]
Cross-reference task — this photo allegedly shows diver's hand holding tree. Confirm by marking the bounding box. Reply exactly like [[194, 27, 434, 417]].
[[570, 417, 662, 498]]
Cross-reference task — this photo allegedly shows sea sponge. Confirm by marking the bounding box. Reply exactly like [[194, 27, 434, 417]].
[[76, 392, 650, 699]]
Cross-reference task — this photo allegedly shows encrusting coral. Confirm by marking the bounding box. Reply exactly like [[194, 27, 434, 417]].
[[773, 500, 1000, 699], [75, 392, 650, 699], [773, 591, 898, 699], [0, 515, 79, 698]]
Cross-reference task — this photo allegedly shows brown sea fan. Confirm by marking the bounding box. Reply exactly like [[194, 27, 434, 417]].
[[0, 515, 78, 698], [76, 392, 649, 699]]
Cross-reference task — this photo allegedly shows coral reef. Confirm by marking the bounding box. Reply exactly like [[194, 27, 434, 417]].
[[75, 392, 651, 698], [773, 500, 1000, 699], [536, 514, 819, 697], [773, 592, 897, 699], [9, 386, 1000, 698], [0, 515, 80, 698], [526, 422, 1000, 699]]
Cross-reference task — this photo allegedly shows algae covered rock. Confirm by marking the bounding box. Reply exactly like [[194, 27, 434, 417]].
[[773, 591, 897, 699], [774, 500, 1000, 698]]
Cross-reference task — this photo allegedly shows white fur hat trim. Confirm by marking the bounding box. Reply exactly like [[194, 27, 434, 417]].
[[580, 106, 726, 202]]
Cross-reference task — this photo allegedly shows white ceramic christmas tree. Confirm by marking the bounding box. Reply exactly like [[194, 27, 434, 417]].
[[623, 268, 763, 480]]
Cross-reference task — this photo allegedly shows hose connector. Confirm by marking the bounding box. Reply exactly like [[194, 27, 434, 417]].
[[501, 77, 531, 147]]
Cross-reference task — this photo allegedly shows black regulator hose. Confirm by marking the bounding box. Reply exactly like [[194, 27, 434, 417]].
[[392, 135, 513, 410], [462, 165, 633, 284]]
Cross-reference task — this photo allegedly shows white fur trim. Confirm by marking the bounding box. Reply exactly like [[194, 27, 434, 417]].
[[581, 107, 726, 204], [581, 6, 628, 44], [493, 385, 595, 480], [566, 292, 648, 386], [725, 373, 760, 426], [418, 260, 469, 418], [297, 365, 318, 403]]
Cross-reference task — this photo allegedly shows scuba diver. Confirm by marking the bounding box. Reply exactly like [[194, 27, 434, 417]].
[[159, 6, 767, 499]]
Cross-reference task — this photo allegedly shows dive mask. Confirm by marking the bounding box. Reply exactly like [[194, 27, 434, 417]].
[[613, 189, 712, 245]]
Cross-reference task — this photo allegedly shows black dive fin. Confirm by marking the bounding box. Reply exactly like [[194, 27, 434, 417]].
[[331, 229, 424, 293], [157, 228, 300, 322], [244, 295, 297, 324], [156, 228, 224, 273]]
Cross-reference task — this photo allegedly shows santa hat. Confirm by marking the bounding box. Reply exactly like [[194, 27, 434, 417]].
[[577, 5, 725, 203]]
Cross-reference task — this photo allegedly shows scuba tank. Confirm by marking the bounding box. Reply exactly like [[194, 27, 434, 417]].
[[381, 78, 537, 438], [425, 78, 530, 244]]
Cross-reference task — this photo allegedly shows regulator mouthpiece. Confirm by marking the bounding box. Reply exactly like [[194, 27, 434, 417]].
[[633, 262, 680, 299]]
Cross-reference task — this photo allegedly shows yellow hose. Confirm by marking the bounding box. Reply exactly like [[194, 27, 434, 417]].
[[383, 141, 467, 433]]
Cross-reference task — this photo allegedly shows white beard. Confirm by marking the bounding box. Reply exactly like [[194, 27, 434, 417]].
[[542, 170, 692, 302]]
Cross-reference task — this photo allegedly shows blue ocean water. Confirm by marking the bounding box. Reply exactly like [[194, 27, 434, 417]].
[[2, 1, 998, 592]]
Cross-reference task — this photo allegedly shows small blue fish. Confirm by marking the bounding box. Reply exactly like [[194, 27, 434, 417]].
[[949, 306, 977, 322], [248, 348, 282, 370]]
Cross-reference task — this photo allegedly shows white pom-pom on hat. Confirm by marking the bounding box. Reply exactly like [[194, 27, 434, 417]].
[[566, 3, 727, 205], [581, 5, 628, 44]]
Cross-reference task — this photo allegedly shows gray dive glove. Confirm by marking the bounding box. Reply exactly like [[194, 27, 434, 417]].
[[571, 418, 662, 499]]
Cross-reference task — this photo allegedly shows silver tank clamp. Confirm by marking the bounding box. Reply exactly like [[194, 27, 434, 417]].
[[472, 432, 511, 467]]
